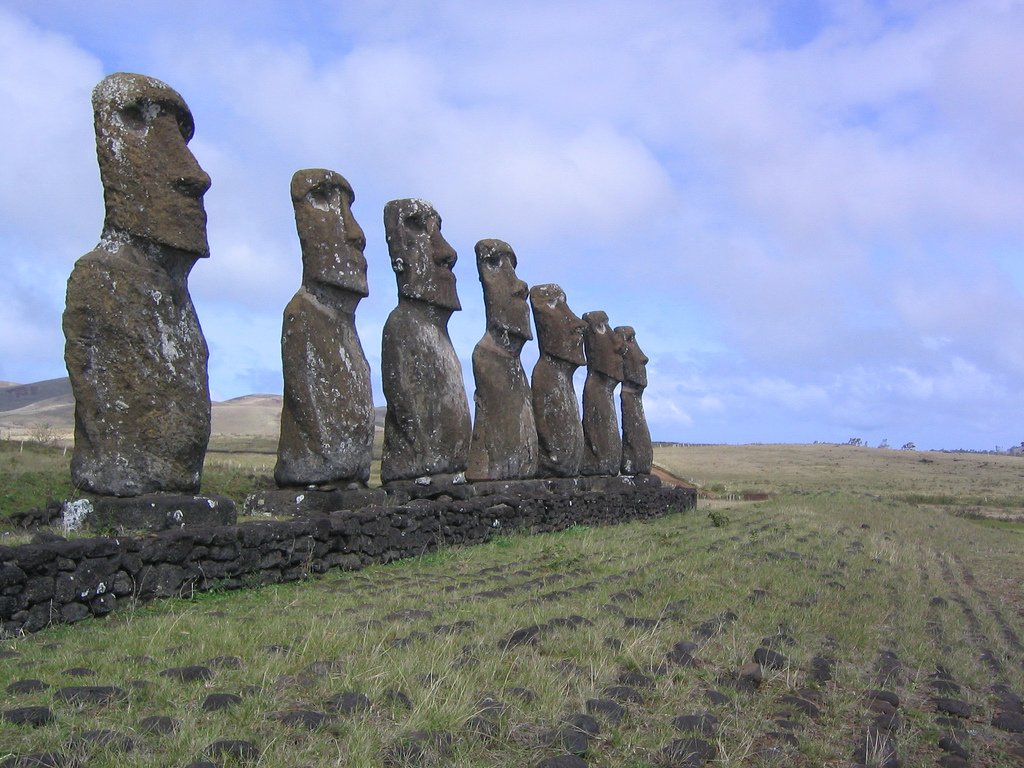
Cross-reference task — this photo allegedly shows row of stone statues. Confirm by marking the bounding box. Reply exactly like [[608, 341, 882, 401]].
[[62, 72, 652, 501]]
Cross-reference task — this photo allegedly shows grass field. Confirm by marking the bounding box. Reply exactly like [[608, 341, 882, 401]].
[[2, 444, 1023, 766]]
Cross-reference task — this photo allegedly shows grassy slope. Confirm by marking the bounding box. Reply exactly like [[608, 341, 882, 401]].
[[1, 444, 1022, 765]]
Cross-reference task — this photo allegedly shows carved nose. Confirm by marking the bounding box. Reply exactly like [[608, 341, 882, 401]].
[[513, 279, 528, 299], [435, 239, 457, 270], [173, 170, 211, 198]]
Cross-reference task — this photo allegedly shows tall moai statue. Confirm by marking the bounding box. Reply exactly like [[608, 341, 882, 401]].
[[466, 240, 538, 481], [63, 72, 213, 496], [275, 169, 374, 488], [616, 326, 653, 475], [580, 311, 625, 476], [380, 199, 471, 483], [529, 284, 587, 477]]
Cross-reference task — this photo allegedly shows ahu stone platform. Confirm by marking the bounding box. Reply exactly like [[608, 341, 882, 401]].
[[1, 480, 694, 636]]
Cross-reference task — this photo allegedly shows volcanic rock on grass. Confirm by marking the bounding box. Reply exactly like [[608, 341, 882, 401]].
[[67, 729, 136, 752], [62, 667, 95, 677], [383, 688, 414, 710], [54, 685, 125, 704], [385, 729, 454, 765], [586, 698, 625, 724], [206, 655, 242, 669], [325, 691, 371, 714], [992, 711, 1024, 732], [503, 624, 543, 648], [0, 754, 73, 768], [140, 715, 180, 735], [204, 739, 259, 762], [753, 646, 789, 670], [809, 654, 836, 684], [617, 670, 655, 689], [673, 712, 719, 736], [938, 737, 970, 759], [508, 686, 538, 704], [160, 665, 212, 683], [270, 709, 333, 730], [603, 685, 644, 703], [932, 698, 972, 718], [7, 679, 49, 694], [730, 663, 764, 692], [2, 706, 55, 727], [202, 692, 242, 711], [853, 726, 899, 768], [657, 737, 715, 767]]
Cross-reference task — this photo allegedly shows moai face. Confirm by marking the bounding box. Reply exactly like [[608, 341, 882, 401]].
[[530, 283, 586, 366], [92, 72, 211, 256], [583, 310, 625, 381], [476, 239, 532, 341], [616, 325, 649, 388], [292, 169, 368, 297], [384, 198, 460, 311]]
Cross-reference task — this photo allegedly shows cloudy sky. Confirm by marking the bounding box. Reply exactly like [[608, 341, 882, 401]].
[[1, 0, 1022, 450]]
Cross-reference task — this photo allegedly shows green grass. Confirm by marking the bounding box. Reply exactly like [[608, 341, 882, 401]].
[[3, 461, 1024, 765], [2, 443, 1024, 765]]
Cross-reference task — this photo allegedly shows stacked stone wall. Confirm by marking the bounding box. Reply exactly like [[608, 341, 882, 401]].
[[1, 485, 694, 636]]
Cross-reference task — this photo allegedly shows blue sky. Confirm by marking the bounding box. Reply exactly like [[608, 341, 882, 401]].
[[1, 0, 1022, 450]]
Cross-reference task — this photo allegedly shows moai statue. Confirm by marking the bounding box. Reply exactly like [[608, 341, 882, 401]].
[[580, 311, 625, 476], [529, 284, 587, 477], [616, 326, 653, 475], [466, 240, 538, 481], [63, 72, 213, 496], [275, 169, 374, 488], [380, 199, 471, 483]]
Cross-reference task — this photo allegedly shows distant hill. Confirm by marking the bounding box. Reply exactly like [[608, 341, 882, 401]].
[[0, 377, 385, 444], [0, 377, 71, 413]]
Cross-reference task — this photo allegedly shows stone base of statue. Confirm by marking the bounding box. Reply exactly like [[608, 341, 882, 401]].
[[381, 473, 477, 501], [62, 493, 236, 533], [575, 474, 662, 494], [470, 478, 551, 497], [243, 487, 391, 517]]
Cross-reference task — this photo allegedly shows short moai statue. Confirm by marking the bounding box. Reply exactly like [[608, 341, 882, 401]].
[[275, 169, 374, 488], [63, 72, 213, 497], [380, 199, 471, 483], [616, 326, 653, 475], [466, 240, 538, 481], [529, 284, 587, 477], [580, 311, 625, 476]]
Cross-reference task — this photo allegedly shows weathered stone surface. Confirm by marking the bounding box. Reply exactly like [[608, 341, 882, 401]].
[[244, 487, 389, 516], [63, 72, 212, 497], [616, 326, 652, 475], [275, 169, 374, 488], [467, 240, 538, 481], [580, 311, 624, 476], [530, 284, 587, 477], [81, 493, 235, 531], [380, 199, 471, 482]]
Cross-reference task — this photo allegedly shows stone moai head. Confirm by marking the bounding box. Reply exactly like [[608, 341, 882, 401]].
[[530, 283, 586, 366], [291, 169, 368, 297], [616, 326, 649, 389], [475, 239, 532, 343], [384, 198, 460, 311], [583, 310, 625, 381], [92, 72, 211, 257]]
